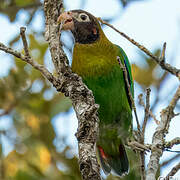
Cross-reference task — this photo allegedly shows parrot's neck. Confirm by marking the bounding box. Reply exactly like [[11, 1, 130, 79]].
[[72, 29, 118, 78]]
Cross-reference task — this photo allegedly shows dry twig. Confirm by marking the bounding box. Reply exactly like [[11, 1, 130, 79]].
[[138, 94, 160, 125], [140, 88, 151, 180], [165, 162, 180, 180], [142, 88, 151, 136], [165, 137, 180, 149], [117, 56, 141, 133]]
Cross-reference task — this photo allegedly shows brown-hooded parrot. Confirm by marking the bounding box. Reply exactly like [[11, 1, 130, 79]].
[[58, 10, 134, 177]]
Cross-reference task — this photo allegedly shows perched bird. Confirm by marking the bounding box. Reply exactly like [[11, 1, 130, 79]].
[[58, 10, 134, 177]]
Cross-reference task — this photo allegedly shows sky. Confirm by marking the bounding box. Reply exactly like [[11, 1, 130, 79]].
[[0, 0, 180, 178]]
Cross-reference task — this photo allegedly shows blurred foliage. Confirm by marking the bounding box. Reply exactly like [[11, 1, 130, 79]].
[[0, 0, 42, 22], [132, 49, 167, 89], [0, 0, 179, 179]]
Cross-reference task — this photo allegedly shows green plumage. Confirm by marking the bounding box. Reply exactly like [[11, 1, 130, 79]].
[[59, 9, 134, 177], [73, 42, 133, 177]]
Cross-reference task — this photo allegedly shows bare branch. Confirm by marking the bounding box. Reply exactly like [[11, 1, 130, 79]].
[[138, 94, 160, 125], [140, 88, 151, 180], [20, 27, 30, 58], [128, 141, 150, 152], [0, 42, 55, 85], [98, 18, 180, 78], [165, 162, 180, 180], [117, 56, 141, 133], [169, 86, 180, 109], [146, 85, 180, 180], [165, 137, 180, 149], [142, 88, 151, 136], [161, 154, 180, 168], [44, 1, 101, 179], [160, 42, 166, 63], [0, 42, 23, 59]]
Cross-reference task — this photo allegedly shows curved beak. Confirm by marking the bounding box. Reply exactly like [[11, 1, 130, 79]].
[[57, 11, 74, 30]]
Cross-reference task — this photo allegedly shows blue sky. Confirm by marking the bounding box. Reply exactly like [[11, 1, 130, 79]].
[[0, 0, 180, 178]]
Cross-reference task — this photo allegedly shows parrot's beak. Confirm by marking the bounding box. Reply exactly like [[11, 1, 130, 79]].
[[57, 11, 74, 31]]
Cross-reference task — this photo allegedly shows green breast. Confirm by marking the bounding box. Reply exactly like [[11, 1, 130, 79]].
[[72, 39, 132, 140], [83, 65, 131, 134]]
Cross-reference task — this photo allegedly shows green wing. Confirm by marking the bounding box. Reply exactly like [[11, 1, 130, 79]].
[[116, 45, 134, 108]]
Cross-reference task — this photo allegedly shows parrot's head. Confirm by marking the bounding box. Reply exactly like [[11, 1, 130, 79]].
[[57, 10, 100, 44]]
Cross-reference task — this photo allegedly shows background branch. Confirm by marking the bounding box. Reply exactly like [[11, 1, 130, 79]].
[[165, 162, 180, 179], [165, 137, 180, 149], [146, 85, 180, 180]]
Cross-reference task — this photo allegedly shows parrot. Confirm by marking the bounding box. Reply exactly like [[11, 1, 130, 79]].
[[58, 10, 134, 177]]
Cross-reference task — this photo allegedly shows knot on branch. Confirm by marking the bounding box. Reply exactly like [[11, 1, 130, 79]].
[[75, 124, 91, 141], [80, 161, 91, 176], [80, 160, 101, 180]]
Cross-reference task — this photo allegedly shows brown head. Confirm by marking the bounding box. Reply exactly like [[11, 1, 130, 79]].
[[57, 10, 101, 44]]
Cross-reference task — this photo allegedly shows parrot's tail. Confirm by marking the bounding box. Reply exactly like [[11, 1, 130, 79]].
[[97, 144, 129, 177]]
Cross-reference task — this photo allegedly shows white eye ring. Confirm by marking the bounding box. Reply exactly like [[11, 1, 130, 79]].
[[78, 13, 90, 22]]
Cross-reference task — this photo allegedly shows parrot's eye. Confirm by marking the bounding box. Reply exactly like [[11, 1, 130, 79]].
[[80, 14, 87, 20], [78, 13, 90, 22]]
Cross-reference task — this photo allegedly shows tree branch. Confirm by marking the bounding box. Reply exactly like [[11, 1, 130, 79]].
[[138, 94, 160, 125], [165, 162, 180, 180], [0, 1, 101, 179], [142, 88, 151, 136], [146, 85, 180, 180], [0, 42, 55, 84], [44, 1, 101, 179], [165, 137, 180, 149], [161, 154, 180, 168]]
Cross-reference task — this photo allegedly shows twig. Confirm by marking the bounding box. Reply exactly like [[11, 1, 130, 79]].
[[20, 27, 30, 58], [165, 137, 180, 149], [117, 56, 141, 133], [142, 88, 151, 136], [138, 94, 160, 125], [146, 85, 180, 180], [117, 56, 148, 179], [98, 18, 180, 78], [139, 152, 145, 180], [165, 162, 180, 180], [140, 88, 151, 180], [169, 86, 180, 108], [128, 141, 150, 152], [160, 42, 166, 63], [0, 42, 55, 85], [161, 154, 180, 168]]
